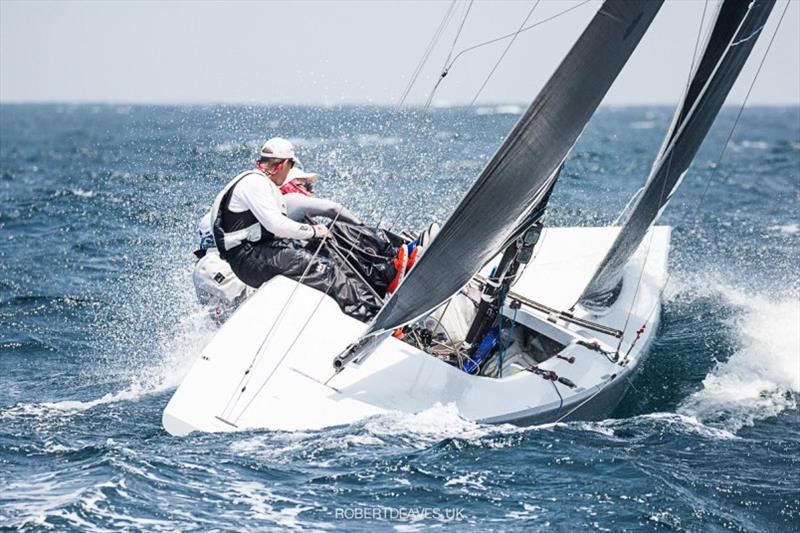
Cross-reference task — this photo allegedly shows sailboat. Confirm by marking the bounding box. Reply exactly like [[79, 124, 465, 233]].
[[163, 0, 776, 436]]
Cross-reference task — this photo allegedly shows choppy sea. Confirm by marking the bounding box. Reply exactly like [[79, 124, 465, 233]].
[[1, 104, 798, 531]]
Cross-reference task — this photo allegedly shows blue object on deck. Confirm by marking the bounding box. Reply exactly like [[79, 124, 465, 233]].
[[464, 326, 500, 374]]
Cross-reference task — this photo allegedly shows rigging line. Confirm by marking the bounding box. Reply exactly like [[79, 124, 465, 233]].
[[550, 379, 565, 423], [612, 0, 709, 228], [379, 2, 589, 231], [553, 377, 613, 425], [614, 0, 709, 352], [627, 0, 792, 354], [470, 0, 542, 107], [423, 0, 475, 113], [325, 239, 385, 302], [442, 0, 474, 71], [447, 0, 592, 76], [232, 230, 367, 423], [372, 0, 457, 230], [393, 0, 458, 115], [690, 0, 790, 223], [219, 210, 345, 420]]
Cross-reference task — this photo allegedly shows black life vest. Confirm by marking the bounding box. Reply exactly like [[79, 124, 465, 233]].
[[212, 171, 276, 259]]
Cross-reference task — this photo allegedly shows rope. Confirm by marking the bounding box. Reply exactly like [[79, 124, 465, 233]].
[[496, 300, 518, 379], [691, 0, 790, 222], [219, 210, 344, 421], [364, 1, 459, 233], [423, 0, 474, 114], [614, 0, 709, 353], [393, 0, 458, 115], [324, 237, 385, 301], [470, 0, 541, 106], [628, 0, 791, 357], [550, 379, 564, 422], [421, 0, 592, 114], [232, 216, 365, 423], [553, 376, 612, 424], [446, 0, 592, 78]]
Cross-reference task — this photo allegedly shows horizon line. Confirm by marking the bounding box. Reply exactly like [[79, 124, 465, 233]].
[[2, 100, 798, 108]]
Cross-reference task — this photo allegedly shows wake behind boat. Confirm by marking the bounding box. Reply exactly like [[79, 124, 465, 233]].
[[164, 0, 777, 436]]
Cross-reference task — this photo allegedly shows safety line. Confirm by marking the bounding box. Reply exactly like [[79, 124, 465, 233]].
[[219, 209, 344, 421], [470, 0, 541, 106], [232, 224, 366, 423]]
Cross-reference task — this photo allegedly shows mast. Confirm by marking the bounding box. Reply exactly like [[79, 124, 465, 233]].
[[579, 0, 777, 307], [333, 0, 664, 370]]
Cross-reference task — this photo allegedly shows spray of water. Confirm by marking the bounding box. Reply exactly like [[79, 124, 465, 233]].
[[677, 281, 799, 432]]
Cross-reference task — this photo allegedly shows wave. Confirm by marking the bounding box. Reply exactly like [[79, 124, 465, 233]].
[[571, 412, 739, 440], [677, 283, 799, 432], [767, 223, 799, 235], [0, 309, 215, 422], [70, 188, 96, 198]]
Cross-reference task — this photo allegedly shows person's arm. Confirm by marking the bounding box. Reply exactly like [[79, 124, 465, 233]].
[[284, 194, 363, 225], [239, 180, 317, 240]]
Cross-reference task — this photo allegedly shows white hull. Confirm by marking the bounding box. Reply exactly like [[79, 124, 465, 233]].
[[163, 226, 671, 436]]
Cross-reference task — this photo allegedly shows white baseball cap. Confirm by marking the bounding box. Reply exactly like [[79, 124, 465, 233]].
[[286, 167, 318, 184], [259, 137, 302, 167]]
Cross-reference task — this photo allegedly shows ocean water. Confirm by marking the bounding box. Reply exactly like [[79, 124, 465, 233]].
[[1, 104, 798, 531]]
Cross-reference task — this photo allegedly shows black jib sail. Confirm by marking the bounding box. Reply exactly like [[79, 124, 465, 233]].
[[579, 0, 776, 306], [365, 0, 663, 337]]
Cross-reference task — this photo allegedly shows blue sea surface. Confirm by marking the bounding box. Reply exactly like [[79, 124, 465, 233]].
[[1, 104, 798, 531]]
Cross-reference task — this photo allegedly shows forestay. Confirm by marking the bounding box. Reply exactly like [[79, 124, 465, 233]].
[[365, 0, 664, 337], [579, 0, 776, 306]]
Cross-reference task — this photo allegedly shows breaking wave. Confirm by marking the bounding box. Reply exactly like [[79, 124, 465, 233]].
[[677, 282, 800, 432]]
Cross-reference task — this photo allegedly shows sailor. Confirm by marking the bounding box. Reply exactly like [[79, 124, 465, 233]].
[[280, 167, 363, 225], [210, 137, 386, 320], [276, 165, 440, 295]]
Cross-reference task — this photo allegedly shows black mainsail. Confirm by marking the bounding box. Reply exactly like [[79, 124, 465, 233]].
[[364, 0, 663, 337], [578, 0, 776, 306]]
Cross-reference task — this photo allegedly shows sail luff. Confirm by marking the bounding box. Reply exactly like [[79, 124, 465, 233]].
[[578, 0, 776, 306], [364, 0, 664, 337]]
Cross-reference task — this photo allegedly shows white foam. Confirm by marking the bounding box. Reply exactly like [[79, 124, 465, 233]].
[[227, 480, 312, 528], [767, 223, 799, 235], [678, 283, 800, 432], [444, 471, 488, 490], [362, 403, 523, 448], [70, 188, 96, 198], [574, 412, 739, 440]]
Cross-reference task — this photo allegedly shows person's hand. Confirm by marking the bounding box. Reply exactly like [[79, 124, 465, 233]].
[[312, 224, 330, 239]]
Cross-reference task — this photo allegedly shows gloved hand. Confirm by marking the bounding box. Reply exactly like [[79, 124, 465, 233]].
[[312, 224, 330, 239]]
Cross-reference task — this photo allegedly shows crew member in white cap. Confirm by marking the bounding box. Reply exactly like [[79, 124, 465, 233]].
[[208, 137, 382, 320]]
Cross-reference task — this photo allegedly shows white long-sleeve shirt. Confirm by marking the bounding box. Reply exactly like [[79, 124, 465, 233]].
[[227, 172, 315, 240], [284, 194, 363, 225]]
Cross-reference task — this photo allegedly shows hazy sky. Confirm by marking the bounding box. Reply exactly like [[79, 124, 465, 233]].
[[1, 0, 798, 106]]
